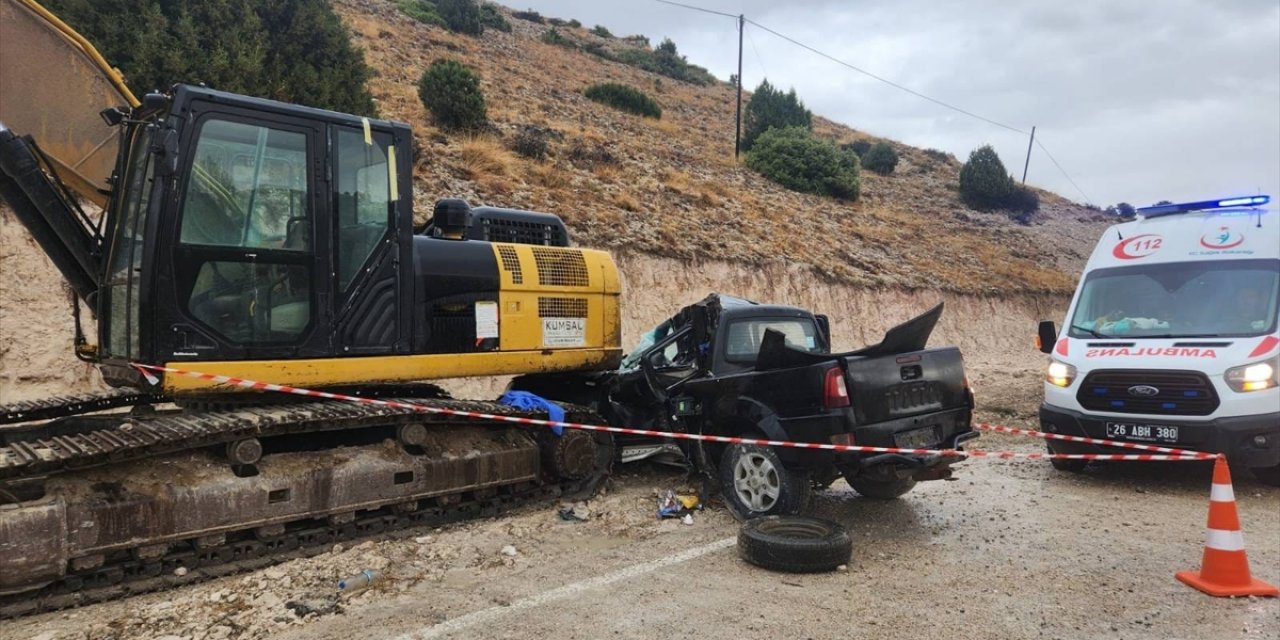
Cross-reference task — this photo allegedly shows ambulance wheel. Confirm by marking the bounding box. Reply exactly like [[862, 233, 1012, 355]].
[[1047, 443, 1088, 472], [1250, 464, 1280, 487]]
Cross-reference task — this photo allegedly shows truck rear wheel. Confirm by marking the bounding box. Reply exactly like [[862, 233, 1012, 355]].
[[720, 441, 811, 519], [843, 473, 917, 499]]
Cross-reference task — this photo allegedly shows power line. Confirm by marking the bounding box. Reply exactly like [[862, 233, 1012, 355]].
[[1034, 138, 1093, 204], [652, 0, 737, 19], [743, 18, 1028, 136], [650, 0, 1095, 203], [745, 23, 769, 80]]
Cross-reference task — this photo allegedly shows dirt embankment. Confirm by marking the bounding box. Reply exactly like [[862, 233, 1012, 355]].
[[0, 209, 100, 402], [2, 208, 1066, 416]]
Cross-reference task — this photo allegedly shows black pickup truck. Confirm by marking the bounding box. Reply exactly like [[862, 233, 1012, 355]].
[[517, 294, 977, 518]]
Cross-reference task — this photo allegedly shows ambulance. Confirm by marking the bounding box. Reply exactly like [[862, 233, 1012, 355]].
[[1036, 195, 1280, 484]]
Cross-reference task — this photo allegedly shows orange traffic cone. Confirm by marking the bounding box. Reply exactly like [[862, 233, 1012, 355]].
[[1176, 456, 1279, 597]]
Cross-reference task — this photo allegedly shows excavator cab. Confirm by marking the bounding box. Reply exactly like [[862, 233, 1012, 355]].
[[93, 86, 416, 378], [0, 0, 622, 395]]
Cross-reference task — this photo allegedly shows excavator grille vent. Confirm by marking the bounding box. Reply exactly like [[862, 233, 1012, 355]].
[[538, 297, 588, 318], [497, 245, 523, 284], [532, 247, 589, 287]]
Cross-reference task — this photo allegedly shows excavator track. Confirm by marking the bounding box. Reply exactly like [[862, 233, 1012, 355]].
[[0, 396, 525, 482], [0, 398, 614, 618], [0, 389, 167, 426], [0, 468, 586, 618]]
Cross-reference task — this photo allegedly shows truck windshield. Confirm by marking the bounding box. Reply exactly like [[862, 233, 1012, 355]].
[[725, 318, 822, 363], [1068, 259, 1279, 339], [621, 319, 674, 370]]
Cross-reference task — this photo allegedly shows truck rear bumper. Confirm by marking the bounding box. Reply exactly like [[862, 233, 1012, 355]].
[[775, 406, 973, 468], [1039, 404, 1280, 469]]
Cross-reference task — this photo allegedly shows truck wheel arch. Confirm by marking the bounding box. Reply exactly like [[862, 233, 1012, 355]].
[[717, 397, 787, 442]]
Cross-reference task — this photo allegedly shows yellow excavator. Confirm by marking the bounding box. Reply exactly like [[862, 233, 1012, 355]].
[[0, 0, 622, 615]]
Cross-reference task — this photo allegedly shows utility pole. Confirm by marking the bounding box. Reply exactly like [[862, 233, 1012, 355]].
[[1021, 125, 1036, 184], [734, 14, 744, 158]]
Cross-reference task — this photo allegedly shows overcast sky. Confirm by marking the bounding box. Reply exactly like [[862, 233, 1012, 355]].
[[510, 0, 1280, 208]]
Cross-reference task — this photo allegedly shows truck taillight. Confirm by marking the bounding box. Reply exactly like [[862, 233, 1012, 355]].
[[824, 366, 850, 409]]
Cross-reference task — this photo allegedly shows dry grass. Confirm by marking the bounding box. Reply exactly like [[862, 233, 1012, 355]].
[[610, 191, 641, 212], [458, 136, 514, 180], [330, 0, 1106, 295], [525, 162, 571, 191]]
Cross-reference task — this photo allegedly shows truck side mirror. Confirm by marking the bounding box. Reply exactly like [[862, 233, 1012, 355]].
[[1037, 320, 1057, 354]]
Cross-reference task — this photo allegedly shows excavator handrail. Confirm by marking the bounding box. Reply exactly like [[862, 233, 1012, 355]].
[[16, 0, 139, 108]]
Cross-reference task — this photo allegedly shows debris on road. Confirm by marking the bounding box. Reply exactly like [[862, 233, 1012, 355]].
[[558, 502, 591, 522], [337, 570, 379, 592]]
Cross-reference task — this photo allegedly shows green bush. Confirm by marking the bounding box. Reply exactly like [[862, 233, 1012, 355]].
[[862, 142, 899, 175], [511, 9, 543, 23], [922, 148, 952, 162], [541, 28, 576, 48], [511, 126, 553, 160], [591, 25, 613, 38], [959, 145, 1015, 210], [396, 0, 447, 27], [479, 3, 512, 32], [1007, 186, 1040, 221], [568, 19, 582, 28], [746, 127, 860, 200], [584, 83, 661, 118], [418, 59, 487, 130], [743, 79, 812, 150], [437, 0, 482, 35], [601, 39, 716, 86], [841, 140, 872, 157], [44, 0, 377, 116]]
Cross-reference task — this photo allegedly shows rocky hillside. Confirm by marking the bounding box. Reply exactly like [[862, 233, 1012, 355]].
[[0, 0, 1112, 401], [336, 0, 1109, 293]]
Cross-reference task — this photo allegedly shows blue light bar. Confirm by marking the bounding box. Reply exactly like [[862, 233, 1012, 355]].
[[1138, 195, 1270, 218]]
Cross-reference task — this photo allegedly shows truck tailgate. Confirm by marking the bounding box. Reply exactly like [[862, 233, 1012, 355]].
[[843, 347, 967, 425]]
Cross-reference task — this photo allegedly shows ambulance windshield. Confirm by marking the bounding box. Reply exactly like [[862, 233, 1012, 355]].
[[1068, 259, 1279, 339]]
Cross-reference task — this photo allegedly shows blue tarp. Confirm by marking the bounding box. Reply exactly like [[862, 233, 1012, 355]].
[[498, 391, 565, 436]]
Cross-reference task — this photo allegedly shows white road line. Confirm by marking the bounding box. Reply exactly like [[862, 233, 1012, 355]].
[[393, 536, 738, 640]]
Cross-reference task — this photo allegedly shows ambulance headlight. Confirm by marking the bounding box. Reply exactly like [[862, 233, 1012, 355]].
[[1046, 361, 1076, 388], [1225, 357, 1278, 393]]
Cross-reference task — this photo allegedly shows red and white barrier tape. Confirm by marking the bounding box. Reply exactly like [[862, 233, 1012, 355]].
[[132, 363, 1215, 463], [975, 423, 1218, 460]]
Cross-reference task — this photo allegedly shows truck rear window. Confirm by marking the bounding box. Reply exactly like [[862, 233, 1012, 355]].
[[1069, 259, 1279, 338], [725, 319, 821, 363]]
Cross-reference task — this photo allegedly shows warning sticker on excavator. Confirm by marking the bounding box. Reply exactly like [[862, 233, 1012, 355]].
[[475, 301, 499, 339], [542, 318, 586, 347]]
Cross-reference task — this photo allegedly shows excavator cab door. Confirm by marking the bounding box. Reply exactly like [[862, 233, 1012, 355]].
[[159, 96, 330, 361]]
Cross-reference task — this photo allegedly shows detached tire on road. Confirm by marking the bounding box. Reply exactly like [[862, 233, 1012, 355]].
[[738, 516, 852, 573]]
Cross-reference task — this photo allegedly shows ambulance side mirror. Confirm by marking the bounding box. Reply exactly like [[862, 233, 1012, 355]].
[[1037, 321, 1057, 354]]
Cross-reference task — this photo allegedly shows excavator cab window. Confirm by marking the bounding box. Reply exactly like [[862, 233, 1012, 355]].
[[334, 127, 392, 293], [101, 124, 157, 360], [176, 117, 314, 344]]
